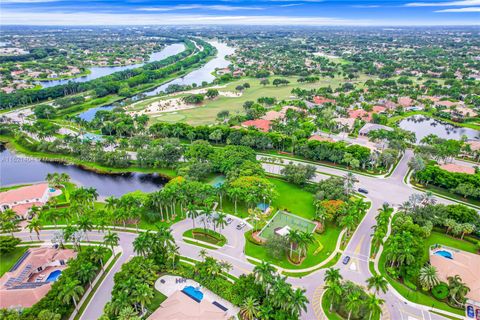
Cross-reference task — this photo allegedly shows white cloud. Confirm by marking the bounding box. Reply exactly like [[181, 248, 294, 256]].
[[405, 0, 480, 7], [137, 5, 264, 12], [435, 6, 480, 11]]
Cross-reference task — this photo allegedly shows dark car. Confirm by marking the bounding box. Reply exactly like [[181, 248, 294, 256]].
[[226, 217, 233, 224], [358, 188, 369, 194], [236, 222, 246, 230], [342, 256, 351, 265]]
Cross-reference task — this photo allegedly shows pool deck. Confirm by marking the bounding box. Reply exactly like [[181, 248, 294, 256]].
[[154, 275, 239, 318]]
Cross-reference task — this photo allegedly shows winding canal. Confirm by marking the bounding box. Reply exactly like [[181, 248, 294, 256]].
[[37, 43, 186, 88]]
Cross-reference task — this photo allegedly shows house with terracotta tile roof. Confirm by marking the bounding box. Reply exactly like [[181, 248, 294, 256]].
[[148, 290, 229, 320], [439, 163, 476, 175], [430, 245, 480, 306], [308, 135, 334, 142], [0, 183, 58, 219], [313, 96, 336, 105], [398, 97, 414, 108], [241, 119, 272, 132], [348, 109, 372, 122], [0, 247, 77, 309]]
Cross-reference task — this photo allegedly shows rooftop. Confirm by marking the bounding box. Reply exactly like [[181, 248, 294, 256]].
[[0, 183, 49, 204], [148, 290, 228, 320], [241, 119, 271, 132], [430, 246, 480, 303]]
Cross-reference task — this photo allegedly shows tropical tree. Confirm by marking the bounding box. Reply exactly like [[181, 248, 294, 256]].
[[59, 279, 84, 310], [447, 275, 470, 306], [345, 291, 362, 320], [240, 297, 260, 320], [77, 216, 94, 241], [290, 287, 309, 317], [78, 262, 98, 287], [253, 262, 276, 293], [324, 281, 343, 312], [343, 172, 357, 196], [365, 293, 384, 320], [133, 283, 154, 314], [104, 231, 120, 254], [418, 265, 440, 291], [27, 218, 42, 241], [366, 275, 388, 294], [324, 267, 342, 285], [214, 212, 228, 234]]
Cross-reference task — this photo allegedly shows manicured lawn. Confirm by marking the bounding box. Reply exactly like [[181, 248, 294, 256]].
[[147, 75, 374, 126], [322, 295, 346, 320], [219, 177, 317, 219], [244, 222, 342, 270], [146, 290, 167, 314], [183, 228, 227, 246], [0, 246, 29, 277], [378, 231, 469, 316]]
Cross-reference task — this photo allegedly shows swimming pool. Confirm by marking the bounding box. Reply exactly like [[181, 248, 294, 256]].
[[49, 188, 56, 192], [46, 270, 62, 282], [182, 285, 204, 302], [434, 250, 453, 259]]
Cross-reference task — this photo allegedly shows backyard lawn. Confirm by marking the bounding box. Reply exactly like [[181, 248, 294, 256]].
[[0, 246, 29, 277]]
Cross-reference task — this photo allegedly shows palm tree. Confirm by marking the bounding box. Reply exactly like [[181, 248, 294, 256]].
[[253, 262, 276, 293], [239, 297, 260, 320], [447, 275, 470, 306], [365, 293, 384, 320], [366, 275, 388, 294], [345, 291, 362, 320], [77, 216, 93, 241], [198, 249, 208, 261], [27, 218, 42, 241], [214, 212, 228, 234], [290, 287, 308, 317], [324, 281, 343, 312], [59, 279, 84, 310], [287, 229, 303, 261], [324, 267, 342, 285], [227, 187, 242, 214], [104, 231, 120, 255], [134, 283, 154, 314], [343, 172, 357, 196], [297, 231, 315, 259], [187, 206, 199, 229], [91, 247, 106, 271], [78, 262, 98, 288], [418, 265, 440, 291], [133, 231, 152, 257]]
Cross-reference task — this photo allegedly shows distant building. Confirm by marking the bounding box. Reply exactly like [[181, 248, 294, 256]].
[[358, 123, 393, 136], [0, 183, 58, 219], [241, 119, 272, 132], [313, 96, 336, 105], [308, 135, 334, 142], [333, 118, 356, 132], [439, 163, 475, 175], [0, 247, 77, 309]]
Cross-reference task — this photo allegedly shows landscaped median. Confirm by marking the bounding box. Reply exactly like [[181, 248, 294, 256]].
[[182, 228, 227, 249]]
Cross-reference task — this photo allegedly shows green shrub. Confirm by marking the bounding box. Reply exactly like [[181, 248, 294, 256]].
[[432, 282, 449, 300], [404, 278, 417, 291]]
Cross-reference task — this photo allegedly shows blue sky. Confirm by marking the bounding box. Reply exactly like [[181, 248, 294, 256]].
[[1, 0, 479, 26]]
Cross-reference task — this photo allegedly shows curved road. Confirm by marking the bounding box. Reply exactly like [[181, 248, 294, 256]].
[[12, 150, 467, 320]]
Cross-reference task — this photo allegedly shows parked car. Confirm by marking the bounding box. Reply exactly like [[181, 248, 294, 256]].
[[358, 188, 369, 194], [226, 217, 233, 224], [236, 223, 246, 230], [342, 256, 351, 265]]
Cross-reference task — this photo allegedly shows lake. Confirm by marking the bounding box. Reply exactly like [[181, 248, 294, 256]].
[[77, 41, 235, 121], [38, 43, 185, 88], [398, 115, 479, 142], [142, 41, 235, 96], [0, 146, 167, 198]]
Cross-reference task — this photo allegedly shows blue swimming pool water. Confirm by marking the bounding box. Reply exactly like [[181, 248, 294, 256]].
[[182, 285, 204, 302], [434, 250, 453, 259], [49, 188, 56, 192], [46, 270, 62, 282]]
